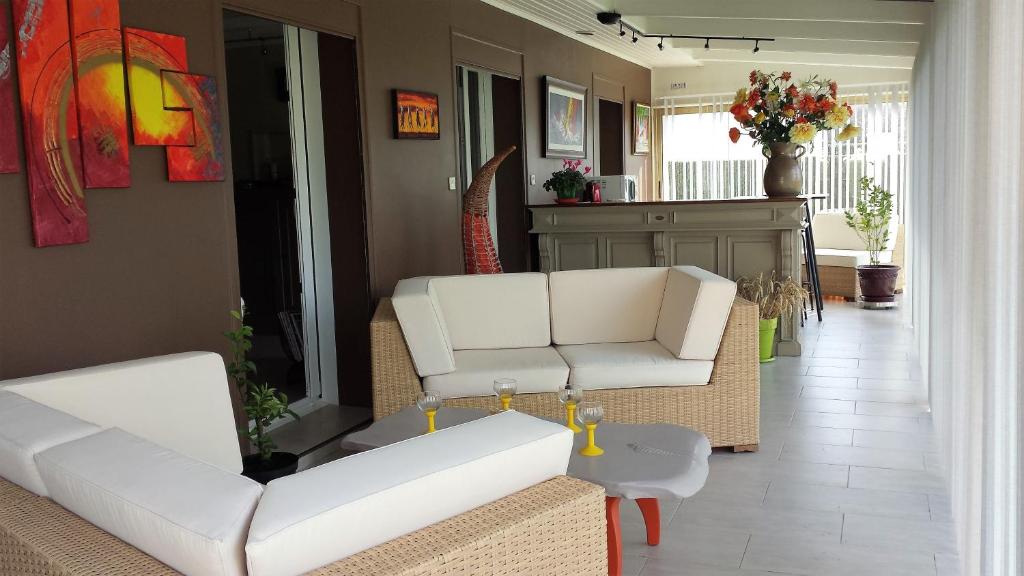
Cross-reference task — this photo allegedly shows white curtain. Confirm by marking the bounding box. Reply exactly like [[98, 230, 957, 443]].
[[910, 1, 1024, 575], [658, 83, 909, 218]]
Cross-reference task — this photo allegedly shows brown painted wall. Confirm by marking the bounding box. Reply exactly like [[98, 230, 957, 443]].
[[0, 0, 650, 380]]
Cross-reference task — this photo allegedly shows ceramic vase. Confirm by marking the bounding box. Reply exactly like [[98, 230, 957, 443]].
[[763, 142, 806, 197]]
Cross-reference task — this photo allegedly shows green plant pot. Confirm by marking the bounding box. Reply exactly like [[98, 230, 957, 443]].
[[758, 317, 778, 363]]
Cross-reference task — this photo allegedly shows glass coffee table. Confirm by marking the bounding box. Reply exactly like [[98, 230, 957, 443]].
[[342, 407, 711, 576]]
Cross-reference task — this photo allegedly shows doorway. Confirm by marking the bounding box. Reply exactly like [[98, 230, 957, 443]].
[[456, 66, 527, 272], [598, 99, 625, 175], [223, 11, 372, 420]]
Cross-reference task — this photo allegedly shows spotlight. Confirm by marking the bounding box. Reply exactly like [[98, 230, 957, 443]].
[[632, 31, 639, 43], [658, 38, 664, 51], [619, 23, 625, 37], [704, 38, 710, 51], [753, 40, 760, 53]]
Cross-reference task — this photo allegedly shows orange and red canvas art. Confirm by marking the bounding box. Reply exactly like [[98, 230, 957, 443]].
[[0, 4, 18, 173], [392, 89, 439, 140]]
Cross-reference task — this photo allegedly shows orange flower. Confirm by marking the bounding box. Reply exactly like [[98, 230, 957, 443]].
[[747, 89, 761, 107], [729, 127, 741, 143], [781, 71, 792, 81], [819, 98, 835, 112], [798, 94, 817, 113], [796, 116, 809, 124], [749, 70, 759, 85], [829, 81, 838, 99], [729, 103, 751, 123], [782, 105, 797, 118]]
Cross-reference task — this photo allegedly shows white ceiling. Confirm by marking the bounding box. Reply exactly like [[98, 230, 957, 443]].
[[479, 0, 930, 70]]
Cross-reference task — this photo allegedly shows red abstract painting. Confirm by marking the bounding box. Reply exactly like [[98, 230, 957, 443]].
[[0, 4, 19, 174], [13, 0, 89, 246], [163, 71, 223, 182], [69, 0, 129, 188], [124, 27, 193, 146]]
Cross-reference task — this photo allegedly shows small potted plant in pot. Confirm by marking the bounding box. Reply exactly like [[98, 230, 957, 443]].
[[845, 176, 899, 307], [736, 272, 807, 362], [226, 309, 300, 484], [543, 159, 591, 204]]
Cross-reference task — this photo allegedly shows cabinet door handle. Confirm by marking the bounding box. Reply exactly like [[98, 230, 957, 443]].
[[654, 215, 665, 221]]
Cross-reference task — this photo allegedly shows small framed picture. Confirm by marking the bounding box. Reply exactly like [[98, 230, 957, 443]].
[[392, 89, 440, 140], [632, 101, 651, 155], [544, 76, 587, 159]]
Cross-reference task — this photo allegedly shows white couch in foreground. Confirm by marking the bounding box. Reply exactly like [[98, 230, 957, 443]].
[[0, 353, 606, 576]]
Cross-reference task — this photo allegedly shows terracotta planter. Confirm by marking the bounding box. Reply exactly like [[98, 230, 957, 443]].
[[762, 142, 806, 197], [856, 264, 900, 304], [555, 197, 579, 205], [242, 452, 299, 484]]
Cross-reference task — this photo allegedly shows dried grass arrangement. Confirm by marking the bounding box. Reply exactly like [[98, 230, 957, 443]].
[[736, 272, 808, 320]]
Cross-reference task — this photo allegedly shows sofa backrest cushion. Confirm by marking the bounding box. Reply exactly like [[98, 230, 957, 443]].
[[392, 277, 456, 376], [245, 411, 572, 576], [36, 428, 263, 576], [1, 352, 243, 474], [655, 266, 737, 360], [430, 273, 551, 350], [812, 211, 899, 252], [0, 391, 100, 496], [549, 267, 669, 345]]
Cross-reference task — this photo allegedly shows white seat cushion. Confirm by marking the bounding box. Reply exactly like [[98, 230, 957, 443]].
[[423, 347, 569, 399], [430, 273, 551, 350], [811, 211, 899, 251], [1, 352, 243, 473], [815, 248, 893, 268], [0, 391, 100, 496], [655, 266, 737, 361], [36, 429, 262, 576], [392, 277, 457, 377], [245, 411, 572, 576], [556, 341, 713, 390], [549, 268, 668, 345]]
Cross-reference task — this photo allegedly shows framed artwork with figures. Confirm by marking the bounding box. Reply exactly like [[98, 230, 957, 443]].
[[632, 101, 651, 155], [392, 89, 440, 140], [544, 76, 587, 159]]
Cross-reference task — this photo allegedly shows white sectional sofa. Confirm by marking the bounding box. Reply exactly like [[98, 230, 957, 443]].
[[0, 353, 606, 576], [372, 266, 761, 450]]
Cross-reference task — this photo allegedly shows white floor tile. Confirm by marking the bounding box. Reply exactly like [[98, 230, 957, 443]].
[[842, 513, 957, 554], [764, 482, 932, 519], [801, 386, 925, 404], [741, 534, 937, 576], [856, 400, 931, 417], [848, 466, 947, 494], [853, 429, 939, 452], [780, 443, 925, 470], [792, 411, 922, 433], [621, 523, 749, 568]]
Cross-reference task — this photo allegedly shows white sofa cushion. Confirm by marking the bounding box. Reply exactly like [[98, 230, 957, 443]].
[[36, 428, 263, 576], [423, 347, 569, 399], [1, 352, 243, 473], [815, 248, 893, 268], [0, 390, 100, 496], [392, 277, 456, 377], [430, 273, 551, 350], [556, 341, 713, 390], [245, 411, 572, 576], [655, 266, 737, 361], [549, 268, 668, 345]]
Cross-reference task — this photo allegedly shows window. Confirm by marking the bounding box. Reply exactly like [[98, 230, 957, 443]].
[[659, 83, 909, 217]]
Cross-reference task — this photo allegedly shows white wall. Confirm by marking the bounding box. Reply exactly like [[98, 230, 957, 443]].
[[653, 62, 911, 99], [909, 1, 1024, 575]]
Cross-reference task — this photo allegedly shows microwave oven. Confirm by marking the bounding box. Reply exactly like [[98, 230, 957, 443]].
[[587, 175, 638, 202]]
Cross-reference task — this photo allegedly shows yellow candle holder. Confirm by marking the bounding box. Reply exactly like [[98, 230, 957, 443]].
[[416, 390, 442, 434], [500, 395, 513, 411], [425, 409, 437, 434], [576, 401, 605, 457], [493, 378, 518, 412], [565, 401, 582, 433], [558, 384, 584, 433]]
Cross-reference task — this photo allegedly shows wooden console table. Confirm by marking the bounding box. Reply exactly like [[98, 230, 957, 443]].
[[528, 198, 806, 355]]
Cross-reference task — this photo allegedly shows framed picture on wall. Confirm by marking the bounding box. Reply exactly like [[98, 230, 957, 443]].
[[543, 76, 587, 158], [392, 89, 440, 140], [632, 101, 651, 155]]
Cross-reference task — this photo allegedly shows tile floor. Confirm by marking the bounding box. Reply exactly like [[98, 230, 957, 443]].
[[619, 301, 960, 576]]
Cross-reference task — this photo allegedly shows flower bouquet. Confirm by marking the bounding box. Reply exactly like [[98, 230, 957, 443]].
[[729, 70, 861, 197], [543, 159, 591, 204]]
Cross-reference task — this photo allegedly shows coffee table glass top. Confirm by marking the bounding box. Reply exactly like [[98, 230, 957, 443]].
[[342, 407, 711, 501]]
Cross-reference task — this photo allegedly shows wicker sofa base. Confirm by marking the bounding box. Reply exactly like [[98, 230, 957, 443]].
[[0, 476, 606, 576], [371, 297, 760, 450]]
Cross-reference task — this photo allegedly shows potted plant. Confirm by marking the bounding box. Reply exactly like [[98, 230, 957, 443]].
[[736, 272, 807, 362], [225, 309, 300, 484], [845, 176, 899, 307], [543, 159, 591, 204], [728, 70, 861, 197]]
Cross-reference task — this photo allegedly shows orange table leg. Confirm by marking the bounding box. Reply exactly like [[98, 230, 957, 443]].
[[605, 496, 622, 576], [636, 498, 660, 545]]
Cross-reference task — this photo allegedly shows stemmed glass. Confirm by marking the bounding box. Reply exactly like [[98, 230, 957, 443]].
[[577, 401, 605, 456], [557, 383, 584, 433], [416, 390, 443, 434], [493, 378, 518, 411]]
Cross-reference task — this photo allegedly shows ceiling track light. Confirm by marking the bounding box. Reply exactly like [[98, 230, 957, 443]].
[[704, 38, 710, 51], [658, 37, 664, 51], [595, 13, 774, 52], [619, 23, 625, 37], [753, 40, 760, 53], [632, 31, 639, 44]]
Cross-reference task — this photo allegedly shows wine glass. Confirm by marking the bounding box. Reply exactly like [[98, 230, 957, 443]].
[[557, 383, 584, 433], [493, 378, 518, 411], [416, 390, 443, 433], [576, 401, 605, 456]]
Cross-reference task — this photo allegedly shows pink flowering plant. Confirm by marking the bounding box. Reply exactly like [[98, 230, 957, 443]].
[[543, 159, 591, 201]]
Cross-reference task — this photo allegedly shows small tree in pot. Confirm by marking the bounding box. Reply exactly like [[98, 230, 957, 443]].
[[737, 272, 807, 363], [226, 309, 300, 484], [844, 176, 900, 306]]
